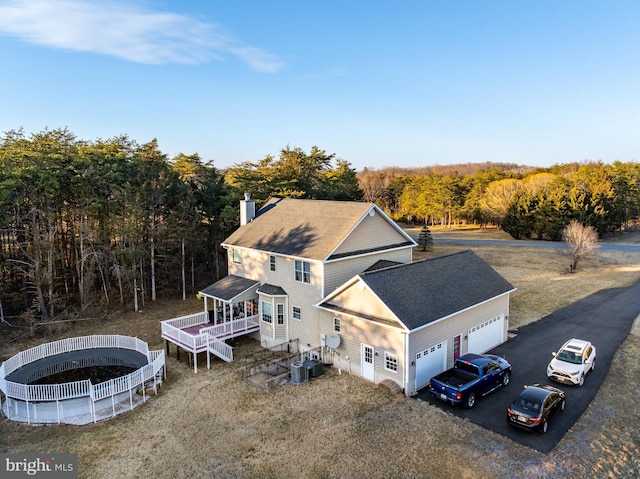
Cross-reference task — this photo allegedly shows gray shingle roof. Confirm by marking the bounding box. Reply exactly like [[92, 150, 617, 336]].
[[222, 198, 407, 260], [257, 284, 288, 296], [199, 275, 259, 301], [355, 250, 515, 330]]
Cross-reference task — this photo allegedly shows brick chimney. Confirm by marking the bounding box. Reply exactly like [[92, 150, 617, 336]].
[[240, 192, 255, 226]]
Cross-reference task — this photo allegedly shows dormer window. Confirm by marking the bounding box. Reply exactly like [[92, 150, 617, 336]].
[[294, 260, 311, 284]]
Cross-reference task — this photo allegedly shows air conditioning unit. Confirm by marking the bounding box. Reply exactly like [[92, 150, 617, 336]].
[[290, 361, 308, 384]]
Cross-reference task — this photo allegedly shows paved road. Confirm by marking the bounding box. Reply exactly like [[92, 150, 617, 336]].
[[414, 279, 640, 453], [432, 237, 640, 251]]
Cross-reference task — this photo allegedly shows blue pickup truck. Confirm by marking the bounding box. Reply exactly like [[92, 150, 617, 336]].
[[428, 353, 511, 408]]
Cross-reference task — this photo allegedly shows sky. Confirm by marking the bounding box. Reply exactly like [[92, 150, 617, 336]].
[[0, 0, 639, 171]]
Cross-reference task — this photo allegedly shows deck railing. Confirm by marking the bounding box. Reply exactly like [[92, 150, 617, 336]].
[[161, 311, 209, 330], [205, 315, 260, 338], [161, 313, 259, 353], [160, 312, 209, 351], [205, 333, 233, 362]]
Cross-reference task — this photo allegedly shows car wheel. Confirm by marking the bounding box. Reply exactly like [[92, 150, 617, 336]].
[[502, 371, 511, 387], [592, 359, 596, 371], [579, 375, 585, 386], [465, 393, 476, 409], [560, 399, 566, 412], [540, 419, 548, 434]]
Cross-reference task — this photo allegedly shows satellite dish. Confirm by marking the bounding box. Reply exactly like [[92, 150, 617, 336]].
[[326, 333, 341, 348]]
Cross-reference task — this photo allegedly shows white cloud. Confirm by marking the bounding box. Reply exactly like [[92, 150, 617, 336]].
[[0, 0, 283, 71]]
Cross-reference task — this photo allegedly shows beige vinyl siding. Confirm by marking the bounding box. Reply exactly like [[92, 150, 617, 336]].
[[233, 287, 260, 307], [405, 294, 511, 395], [327, 280, 400, 323], [227, 247, 325, 349], [260, 317, 274, 341], [259, 297, 290, 345], [253, 253, 323, 348], [332, 209, 412, 256], [323, 248, 412, 296], [226, 247, 262, 279], [318, 310, 406, 386]]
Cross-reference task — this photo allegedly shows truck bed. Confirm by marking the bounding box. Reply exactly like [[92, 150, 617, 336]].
[[432, 368, 477, 389]]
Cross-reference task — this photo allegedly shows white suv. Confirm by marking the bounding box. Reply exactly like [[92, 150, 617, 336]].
[[547, 338, 596, 386]]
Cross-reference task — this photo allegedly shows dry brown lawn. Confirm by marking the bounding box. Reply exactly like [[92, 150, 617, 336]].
[[1, 231, 640, 479]]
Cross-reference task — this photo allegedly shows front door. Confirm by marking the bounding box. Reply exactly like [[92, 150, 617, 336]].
[[453, 335, 461, 361], [361, 344, 375, 381]]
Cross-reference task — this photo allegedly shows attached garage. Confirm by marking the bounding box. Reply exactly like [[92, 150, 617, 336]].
[[468, 314, 505, 354], [415, 341, 447, 391], [317, 250, 515, 396]]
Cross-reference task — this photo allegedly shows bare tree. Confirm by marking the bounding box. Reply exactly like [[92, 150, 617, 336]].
[[562, 220, 599, 272], [358, 168, 391, 202]]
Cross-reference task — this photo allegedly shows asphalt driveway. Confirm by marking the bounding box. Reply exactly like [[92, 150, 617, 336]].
[[415, 279, 640, 453]]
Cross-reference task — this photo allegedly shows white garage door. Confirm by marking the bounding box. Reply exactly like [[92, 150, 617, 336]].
[[468, 315, 504, 354], [415, 341, 447, 391]]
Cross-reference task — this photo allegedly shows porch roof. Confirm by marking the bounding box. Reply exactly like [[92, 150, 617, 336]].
[[199, 275, 260, 302]]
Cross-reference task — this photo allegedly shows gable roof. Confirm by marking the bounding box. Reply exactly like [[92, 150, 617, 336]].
[[319, 250, 516, 331], [222, 198, 414, 261]]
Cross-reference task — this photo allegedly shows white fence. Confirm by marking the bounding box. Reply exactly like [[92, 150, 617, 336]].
[[0, 335, 165, 425]]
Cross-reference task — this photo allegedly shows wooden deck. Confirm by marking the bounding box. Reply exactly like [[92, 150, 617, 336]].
[[161, 312, 260, 372]]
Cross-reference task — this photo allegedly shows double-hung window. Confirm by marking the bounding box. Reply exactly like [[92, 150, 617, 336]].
[[292, 307, 301, 320], [295, 260, 311, 283], [261, 301, 272, 324], [232, 248, 242, 264], [269, 255, 276, 272], [277, 304, 284, 325]]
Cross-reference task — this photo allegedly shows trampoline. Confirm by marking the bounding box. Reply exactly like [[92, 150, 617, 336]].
[[0, 335, 165, 425]]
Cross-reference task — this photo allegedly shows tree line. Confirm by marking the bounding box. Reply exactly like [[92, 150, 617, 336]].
[[359, 161, 640, 240], [0, 129, 361, 325], [2, 128, 639, 327]]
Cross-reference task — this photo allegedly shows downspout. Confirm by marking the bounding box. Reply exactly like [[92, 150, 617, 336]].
[[403, 331, 410, 395], [285, 295, 290, 341], [272, 297, 276, 341]]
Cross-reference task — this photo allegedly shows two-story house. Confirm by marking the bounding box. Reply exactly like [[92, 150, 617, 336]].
[[161, 194, 515, 396]]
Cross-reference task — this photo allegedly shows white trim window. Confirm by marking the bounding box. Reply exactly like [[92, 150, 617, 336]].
[[294, 260, 311, 283], [261, 301, 272, 324], [384, 352, 398, 373], [277, 304, 284, 325], [269, 255, 276, 272], [292, 306, 301, 320], [333, 317, 341, 332], [232, 248, 242, 264]]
